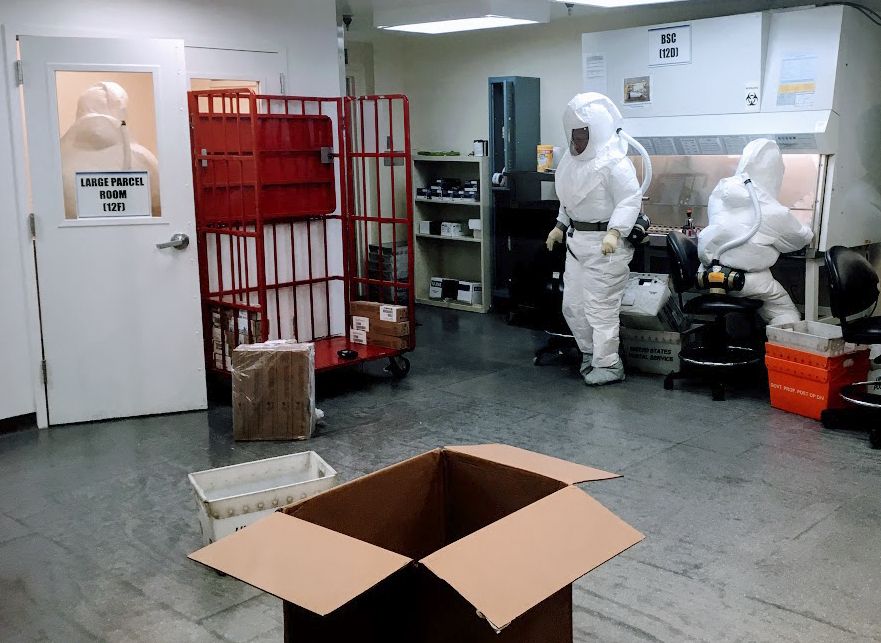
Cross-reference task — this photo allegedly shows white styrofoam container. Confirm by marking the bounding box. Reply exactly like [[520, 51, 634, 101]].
[[188, 451, 337, 545], [766, 321, 849, 355], [620, 327, 681, 375], [868, 370, 881, 398]]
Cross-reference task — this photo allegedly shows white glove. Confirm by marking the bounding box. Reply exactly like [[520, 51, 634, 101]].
[[546, 226, 565, 252], [601, 229, 620, 255]]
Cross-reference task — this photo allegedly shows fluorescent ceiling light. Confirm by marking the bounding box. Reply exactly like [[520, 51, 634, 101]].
[[557, 0, 682, 6], [381, 16, 537, 34], [374, 0, 549, 34]]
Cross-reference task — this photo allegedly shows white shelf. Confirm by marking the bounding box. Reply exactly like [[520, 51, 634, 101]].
[[415, 197, 482, 207], [413, 155, 487, 163], [413, 155, 491, 314], [417, 297, 489, 313], [416, 233, 480, 243]]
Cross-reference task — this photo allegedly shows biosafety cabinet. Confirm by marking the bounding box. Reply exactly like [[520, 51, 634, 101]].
[[583, 5, 881, 319]]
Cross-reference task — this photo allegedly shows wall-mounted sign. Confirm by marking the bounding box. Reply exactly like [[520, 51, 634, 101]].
[[648, 24, 691, 67], [75, 171, 151, 218]]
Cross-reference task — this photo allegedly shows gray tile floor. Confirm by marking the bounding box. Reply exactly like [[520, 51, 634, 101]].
[[2, 306, 880, 642]]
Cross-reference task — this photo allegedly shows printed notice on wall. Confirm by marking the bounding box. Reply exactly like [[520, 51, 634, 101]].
[[75, 171, 152, 218], [583, 53, 607, 93], [776, 54, 817, 108]]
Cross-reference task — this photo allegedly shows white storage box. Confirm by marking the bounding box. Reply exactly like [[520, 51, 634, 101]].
[[457, 281, 483, 305], [766, 321, 850, 356], [619, 273, 689, 333], [620, 327, 681, 375], [440, 222, 464, 237], [188, 451, 337, 545]]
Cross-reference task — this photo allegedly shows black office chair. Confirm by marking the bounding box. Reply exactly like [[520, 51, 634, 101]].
[[819, 246, 881, 448], [663, 231, 765, 400], [532, 247, 579, 366]]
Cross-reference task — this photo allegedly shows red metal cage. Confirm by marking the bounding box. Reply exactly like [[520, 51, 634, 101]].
[[188, 90, 414, 375]]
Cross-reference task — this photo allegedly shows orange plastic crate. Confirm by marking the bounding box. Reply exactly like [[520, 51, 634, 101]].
[[765, 346, 870, 420]]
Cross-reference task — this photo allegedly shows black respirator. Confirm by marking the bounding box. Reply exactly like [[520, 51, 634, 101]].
[[626, 212, 651, 245], [695, 261, 746, 294]]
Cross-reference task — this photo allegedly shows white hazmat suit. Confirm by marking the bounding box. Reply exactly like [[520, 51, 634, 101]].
[[61, 82, 160, 219], [698, 139, 813, 325], [547, 93, 642, 385]]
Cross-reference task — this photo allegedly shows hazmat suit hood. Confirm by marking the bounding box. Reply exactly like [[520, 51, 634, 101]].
[[556, 93, 630, 208], [75, 82, 128, 122], [736, 138, 784, 197], [561, 92, 626, 162], [698, 138, 812, 272]]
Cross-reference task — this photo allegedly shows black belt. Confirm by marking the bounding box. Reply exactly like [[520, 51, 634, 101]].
[[569, 221, 608, 233]]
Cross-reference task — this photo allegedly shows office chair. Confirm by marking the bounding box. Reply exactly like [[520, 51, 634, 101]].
[[663, 231, 765, 400], [819, 246, 881, 448]]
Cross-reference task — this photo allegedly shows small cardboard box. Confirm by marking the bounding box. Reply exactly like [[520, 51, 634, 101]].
[[366, 332, 410, 350], [190, 445, 642, 642], [457, 281, 483, 305], [441, 221, 464, 237], [352, 316, 410, 337], [231, 341, 315, 441], [350, 300, 408, 323]]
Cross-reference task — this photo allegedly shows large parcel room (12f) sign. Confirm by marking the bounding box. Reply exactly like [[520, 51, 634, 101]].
[[76, 171, 151, 218]]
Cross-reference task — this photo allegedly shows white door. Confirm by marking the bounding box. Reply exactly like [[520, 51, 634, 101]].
[[185, 46, 286, 93], [19, 36, 206, 425]]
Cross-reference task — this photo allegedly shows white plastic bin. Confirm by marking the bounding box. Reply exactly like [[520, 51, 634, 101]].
[[766, 321, 850, 355], [188, 451, 337, 545]]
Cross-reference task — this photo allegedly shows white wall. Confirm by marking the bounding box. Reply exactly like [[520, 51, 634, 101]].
[[367, 0, 881, 152], [0, 0, 341, 421]]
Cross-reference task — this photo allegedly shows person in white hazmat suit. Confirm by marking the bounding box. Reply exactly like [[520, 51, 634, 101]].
[[698, 139, 813, 326], [61, 81, 160, 218], [545, 93, 642, 385]]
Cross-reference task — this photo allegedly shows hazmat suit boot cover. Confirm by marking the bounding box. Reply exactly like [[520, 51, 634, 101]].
[[60, 81, 161, 218], [698, 138, 813, 272], [584, 360, 625, 386], [580, 354, 594, 376]]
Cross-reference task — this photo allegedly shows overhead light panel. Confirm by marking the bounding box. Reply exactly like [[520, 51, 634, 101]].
[[375, 0, 549, 34], [556, 0, 682, 6]]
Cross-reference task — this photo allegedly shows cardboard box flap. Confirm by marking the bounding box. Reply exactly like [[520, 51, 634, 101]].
[[420, 486, 643, 631], [189, 512, 410, 616], [445, 444, 619, 485]]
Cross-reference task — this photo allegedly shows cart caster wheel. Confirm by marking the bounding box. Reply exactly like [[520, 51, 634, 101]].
[[533, 355, 541, 366], [663, 373, 675, 391], [870, 428, 881, 450], [712, 383, 726, 401], [386, 356, 411, 379]]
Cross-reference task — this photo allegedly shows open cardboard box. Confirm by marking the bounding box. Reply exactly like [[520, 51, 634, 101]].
[[189, 444, 643, 641]]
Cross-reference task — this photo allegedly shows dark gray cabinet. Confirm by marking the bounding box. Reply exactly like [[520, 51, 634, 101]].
[[488, 76, 540, 175]]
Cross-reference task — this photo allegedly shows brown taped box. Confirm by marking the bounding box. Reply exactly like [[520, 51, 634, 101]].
[[350, 300, 408, 322], [366, 332, 410, 350], [190, 444, 643, 641], [231, 341, 315, 441], [351, 315, 410, 337]]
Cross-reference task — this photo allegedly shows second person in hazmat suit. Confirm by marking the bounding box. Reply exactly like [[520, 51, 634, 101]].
[[60, 81, 161, 219], [546, 93, 642, 385], [698, 138, 813, 326]]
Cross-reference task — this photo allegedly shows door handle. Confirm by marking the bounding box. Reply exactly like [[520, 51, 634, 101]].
[[156, 233, 189, 250]]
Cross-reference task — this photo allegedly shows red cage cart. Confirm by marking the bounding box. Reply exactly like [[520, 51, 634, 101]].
[[188, 90, 414, 378]]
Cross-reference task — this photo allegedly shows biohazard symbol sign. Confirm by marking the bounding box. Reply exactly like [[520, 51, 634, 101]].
[[746, 91, 759, 106]]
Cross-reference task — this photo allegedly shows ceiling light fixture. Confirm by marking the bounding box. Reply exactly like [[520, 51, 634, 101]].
[[555, 0, 682, 7], [375, 0, 549, 34]]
